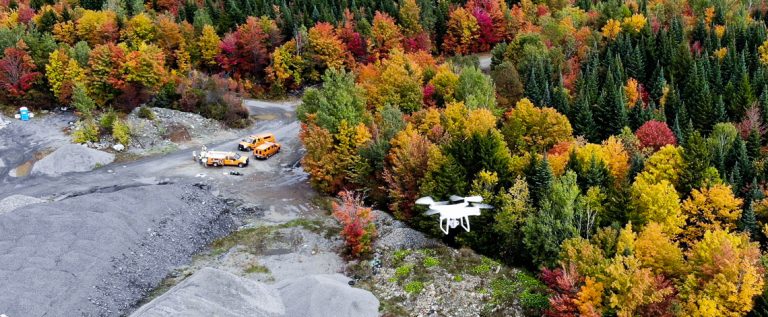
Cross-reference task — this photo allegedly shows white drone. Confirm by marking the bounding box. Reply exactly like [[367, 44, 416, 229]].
[[416, 195, 492, 234]]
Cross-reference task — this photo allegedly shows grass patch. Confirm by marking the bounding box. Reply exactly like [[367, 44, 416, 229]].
[[244, 263, 270, 274], [209, 226, 274, 256], [487, 271, 549, 315], [395, 264, 413, 279], [470, 257, 499, 275], [423, 256, 440, 268], [453, 275, 464, 282], [404, 281, 424, 295], [392, 249, 411, 266]]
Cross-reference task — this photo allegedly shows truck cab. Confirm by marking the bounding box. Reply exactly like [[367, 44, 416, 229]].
[[204, 151, 249, 167], [253, 142, 281, 159], [238, 133, 276, 151]]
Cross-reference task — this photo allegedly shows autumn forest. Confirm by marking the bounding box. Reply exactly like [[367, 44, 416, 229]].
[[2, 0, 768, 315]]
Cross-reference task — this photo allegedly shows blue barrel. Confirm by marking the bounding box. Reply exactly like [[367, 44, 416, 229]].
[[19, 107, 29, 121]]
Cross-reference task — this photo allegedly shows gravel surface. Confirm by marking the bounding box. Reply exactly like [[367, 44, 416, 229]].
[[126, 107, 235, 154], [0, 194, 45, 214], [31, 144, 115, 177], [275, 274, 379, 317], [130, 267, 285, 317], [373, 210, 439, 251], [0, 183, 237, 316]]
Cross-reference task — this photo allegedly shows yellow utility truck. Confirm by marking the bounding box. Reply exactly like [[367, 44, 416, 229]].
[[204, 151, 249, 167], [238, 133, 276, 151], [253, 142, 281, 159]]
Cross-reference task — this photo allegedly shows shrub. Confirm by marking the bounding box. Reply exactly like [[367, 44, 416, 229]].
[[404, 281, 424, 294], [137, 106, 155, 120], [99, 109, 117, 131], [332, 190, 377, 258], [112, 119, 131, 145], [423, 256, 440, 268], [72, 120, 100, 143]]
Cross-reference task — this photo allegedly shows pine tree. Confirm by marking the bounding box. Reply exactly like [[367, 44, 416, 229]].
[[572, 94, 598, 142], [739, 179, 761, 238], [595, 70, 628, 139], [526, 155, 554, 208], [748, 129, 762, 160], [684, 60, 715, 132], [680, 131, 712, 196]]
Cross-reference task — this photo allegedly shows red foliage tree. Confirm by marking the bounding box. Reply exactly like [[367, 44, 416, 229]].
[[216, 17, 282, 79], [635, 120, 677, 152], [540, 264, 582, 317], [0, 45, 41, 98], [471, 7, 497, 52], [332, 190, 377, 258], [337, 9, 368, 62]]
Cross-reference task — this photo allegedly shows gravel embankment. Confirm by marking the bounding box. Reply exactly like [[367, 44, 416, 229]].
[[0, 183, 237, 316]]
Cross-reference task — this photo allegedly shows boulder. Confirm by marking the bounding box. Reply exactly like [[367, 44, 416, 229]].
[[275, 274, 379, 317], [112, 143, 125, 152], [31, 144, 114, 177], [130, 267, 285, 317]]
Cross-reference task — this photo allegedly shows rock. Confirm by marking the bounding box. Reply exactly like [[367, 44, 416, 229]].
[[130, 267, 285, 317], [275, 274, 379, 317], [0, 194, 45, 214], [31, 144, 115, 177], [113, 143, 125, 152], [0, 184, 237, 316]]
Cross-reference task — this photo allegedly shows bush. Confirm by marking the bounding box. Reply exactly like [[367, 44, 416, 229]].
[[404, 281, 424, 294], [423, 256, 440, 268], [112, 119, 131, 145], [72, 120, 100, 143], [137, 106, 155, 120], [99, 110, 117, 131], [332, 190, 377, 258]]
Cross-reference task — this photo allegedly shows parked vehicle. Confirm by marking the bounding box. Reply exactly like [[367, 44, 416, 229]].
[[253, 142, 281, 159], [238, 133, 276, 151], [203, 151, 249, 167]]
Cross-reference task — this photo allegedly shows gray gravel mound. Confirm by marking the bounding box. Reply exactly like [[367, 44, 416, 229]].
[[31, 144, 114, 177], [0, 183, 237, 316], [0, 194, 44, 214], [130, 267, 285, 317], [373, 210, 439, 250], [275, 274, 379, 317]]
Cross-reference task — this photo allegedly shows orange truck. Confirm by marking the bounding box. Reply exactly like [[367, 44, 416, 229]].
[[238, 133, 276, 151], [253, 142, 281, 159], [204, 151, 249, 167]]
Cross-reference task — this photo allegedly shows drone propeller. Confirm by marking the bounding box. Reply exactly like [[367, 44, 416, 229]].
[[415, 196, 435, 205], [449, 195, 464, 202], [472, 203, 493, 209], [464, 195, 483, 203]]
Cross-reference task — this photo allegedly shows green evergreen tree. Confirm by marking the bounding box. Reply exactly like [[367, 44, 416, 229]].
[[526, 155, 554, 208], [680, 131, 712, 196]]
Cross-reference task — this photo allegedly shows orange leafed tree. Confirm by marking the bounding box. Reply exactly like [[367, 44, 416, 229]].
[[369, 11, 403, 60], [442, 7, 480, 55]]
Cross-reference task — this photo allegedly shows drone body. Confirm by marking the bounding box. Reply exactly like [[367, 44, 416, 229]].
[[416, 195, 492, 234]]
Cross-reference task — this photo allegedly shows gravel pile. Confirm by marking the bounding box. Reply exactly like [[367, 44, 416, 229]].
[[31, 144, 114, 177], [127, 107, 228, 151], [275, 274, 379, 317], [0, 183, 237, 316], [130, 267, 285, 317], [0, 194, 45, 214], [373, 210, 439, 250]]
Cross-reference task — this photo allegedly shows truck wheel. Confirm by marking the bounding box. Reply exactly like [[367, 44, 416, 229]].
[[213, 162, 219, 167], [238, 163, 244, 168]]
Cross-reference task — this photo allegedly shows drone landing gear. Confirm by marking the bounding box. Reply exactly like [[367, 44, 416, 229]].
[[439, 216, 472, 234]]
